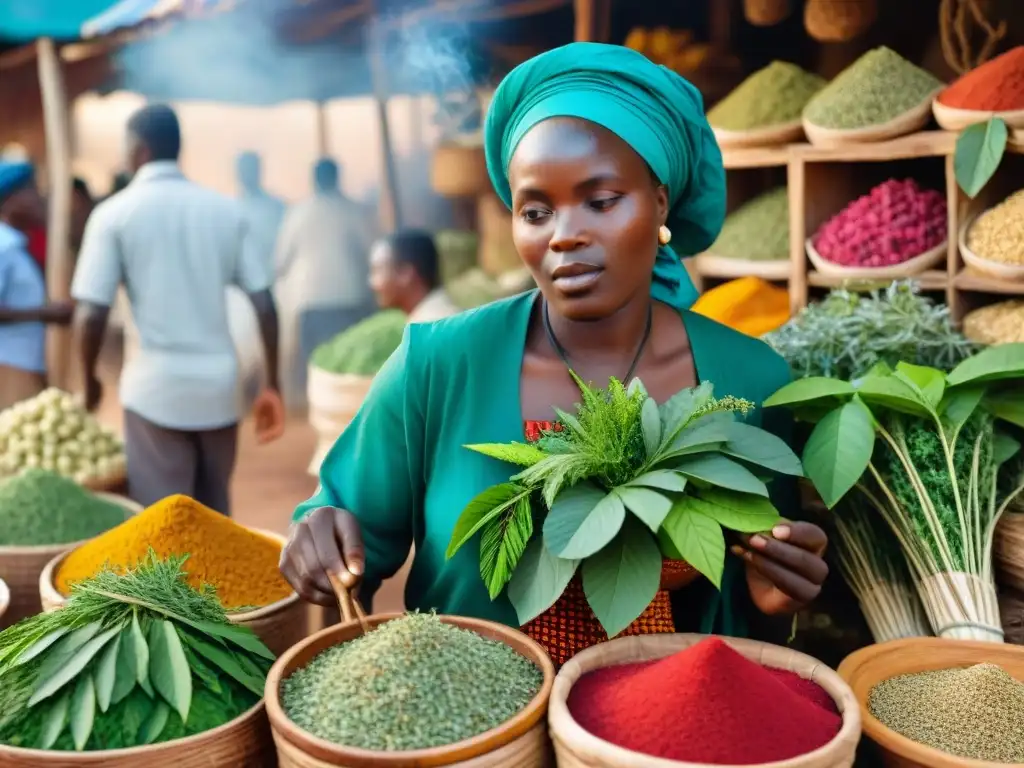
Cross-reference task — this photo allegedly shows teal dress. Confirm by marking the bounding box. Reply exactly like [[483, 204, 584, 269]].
[[294, 290, 796, 639]]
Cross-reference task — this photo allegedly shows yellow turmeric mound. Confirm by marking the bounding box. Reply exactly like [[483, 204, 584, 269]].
[[55, 494, 293, 609]]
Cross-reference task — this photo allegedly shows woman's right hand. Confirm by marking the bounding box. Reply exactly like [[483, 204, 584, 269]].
[[280, 506, 365, 606]]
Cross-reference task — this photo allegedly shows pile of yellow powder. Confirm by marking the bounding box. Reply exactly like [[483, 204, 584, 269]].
[[55, 494, 293, 609]]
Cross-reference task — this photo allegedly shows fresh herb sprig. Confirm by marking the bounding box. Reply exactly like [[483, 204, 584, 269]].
[[447, 374, 804, 637]]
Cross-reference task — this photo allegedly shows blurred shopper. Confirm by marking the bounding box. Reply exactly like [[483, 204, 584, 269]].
[[71, 177, 95, 256], [369, 230, 459, 322], [71, 104, 285, 514]]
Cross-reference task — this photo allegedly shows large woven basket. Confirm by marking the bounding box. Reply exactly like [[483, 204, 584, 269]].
[[804, 0, 877, 42], [38, 528, 307, 657], [0, 700, 275, 767], [265, 613, 556, 767], [306, 366, 373, 476], [838, 637, 1024, 766], [995, 509, 1024, 593], [0, 492, 141, 630], [549, 633, 862, 768]]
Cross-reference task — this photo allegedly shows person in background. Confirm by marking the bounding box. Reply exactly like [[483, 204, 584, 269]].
[[0, 161, 73, 409], [71, 177, 95, 256], [274, 158, 376, 409], [369, 230, 460, 323], [71, 104, 286, 515]]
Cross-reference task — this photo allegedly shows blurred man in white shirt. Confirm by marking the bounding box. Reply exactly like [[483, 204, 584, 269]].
[[369, 230, 460, 323]]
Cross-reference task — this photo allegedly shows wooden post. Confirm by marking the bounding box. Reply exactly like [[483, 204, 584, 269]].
[[36, 38, 73, 391], [315, 101, 329, 156], [367, 15, 402, 232], [573, 0, 611, 42]]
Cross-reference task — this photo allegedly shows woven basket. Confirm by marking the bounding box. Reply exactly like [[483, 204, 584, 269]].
[[0, 700, 275, 767], [39, 528, 307, 657], [265, 613, 556, 767], [0, 492, 141, 630], [995, 510, 1024, 593], [745, 0, 791, 26], [549, 633, 861, 767], [477, 192, 521, 278], [306, 366, 374, 476], [431, 143, 489, 198], [838, 637, 1024, 767], [804, 0, 878, 42]]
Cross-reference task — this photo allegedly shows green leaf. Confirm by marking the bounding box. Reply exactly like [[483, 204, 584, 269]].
[[69, 674, 96, 751], [148, 620, 192, 724], [947, 343, 1024, 386], [994, 432, 1022, 466], [626, 469, 688, 493], [658, 381, 714, 444], [954, 117, 1008, 198], [174, 618, 274, 660], [111, 628, 139, 705], [894, 362, 946, 408], [128, 612, 152, 696], [762, 377, 855, 409], [94, 633, 120, 713], [465, 442, 547, 467], [986, 390, 1024, 428], [721, 422, 804, 477], [37, 689, 70, 750], [941, 385, 985, 436], [689, 489, 782, 533], [34, 622, 102, 682], [480, 495, 534, 600], [856, 375, 933, 417], [641, 397, 662, 460], [658, 413, 733, 461], [802, 399, 875, 508], [544, 482, 626, 559], [614, 486, 674, 533], [447, 482, 530, 559], [29, 624, 122, 706], [627, 377, 648, 398], [673, 453, 769, 497], [507, 536, 579, 625], [16, 628, 70, 667], [582, 516, 663, 638], [183, 633, 266, 697], [138, 700, 171, 746], [658, 499, 726, 588], [553, 407, 584, 437]]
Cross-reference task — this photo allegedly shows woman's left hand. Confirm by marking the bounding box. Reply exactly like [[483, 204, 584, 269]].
[[732, 522, 829, 616]]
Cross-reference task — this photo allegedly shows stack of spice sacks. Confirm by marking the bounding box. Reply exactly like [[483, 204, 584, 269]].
[[0, 553, 275, 766], [40, 494, 305, 655]]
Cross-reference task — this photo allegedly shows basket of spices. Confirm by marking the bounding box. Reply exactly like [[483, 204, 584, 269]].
[[806, 179, 947, 278], [0, 554, 276, 767], [549, 633, 861, 767], [963, 300, 1024, 346], [697, 187, 792, 280], [265, 608, 555, 767], [0, 469, 139, 630], [960, 190, 1024, 281], [802, 47, 942, 146], [838, 637, 1024, 766], [39, 494, 306, 656], [707, 62, 825, 148], [933, 47, 1024, 131]]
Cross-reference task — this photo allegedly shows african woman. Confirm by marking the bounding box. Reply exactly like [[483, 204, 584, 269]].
[[281, 43, 829, 663]]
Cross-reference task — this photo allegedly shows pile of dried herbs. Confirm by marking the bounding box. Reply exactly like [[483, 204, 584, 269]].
[[0, 552, 273, 751], [310, 310, 407, 376]]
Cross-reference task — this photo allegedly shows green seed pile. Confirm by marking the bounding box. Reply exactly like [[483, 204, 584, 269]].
[[711, 188, 790, 262], [708, 61, 826, 131], [869, 663, 1024, 763], [803, 47, 942, 130], [282, 613, 543, 751], [310, 310, 407, 376]]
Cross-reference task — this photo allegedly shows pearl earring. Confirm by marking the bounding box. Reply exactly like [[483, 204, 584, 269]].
[[658, 225, 672, 246]]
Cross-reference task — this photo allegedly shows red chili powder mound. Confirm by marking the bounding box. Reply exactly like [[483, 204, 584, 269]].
[[937, 46, 1024, 111], [567, 637, 842, 765]]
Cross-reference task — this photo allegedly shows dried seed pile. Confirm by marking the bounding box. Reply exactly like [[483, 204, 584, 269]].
[[869, 663, 1024, 763], [963, 300, 1024, 345], [707, 62, 826, 131], [281, 613, 543, 751], [967, 189, 1024, 266]]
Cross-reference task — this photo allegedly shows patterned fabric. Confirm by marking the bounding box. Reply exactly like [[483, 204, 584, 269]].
[[521, 419, 693, 666]]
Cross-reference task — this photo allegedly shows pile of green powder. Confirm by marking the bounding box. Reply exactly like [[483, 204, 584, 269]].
[[869, 663, 1024, 763], [803, 47, 943, 130], [310, 310, 407, 376], [0, 468, 129, 546], [711, 188, 790, 261], [707, 61, 826, 131], [282, 613, 543, 751]]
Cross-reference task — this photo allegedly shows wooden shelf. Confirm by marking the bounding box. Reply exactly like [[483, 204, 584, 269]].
[[721, 146, 790, 169], [955, 268, 1024, 296], [807, 269, 948, 290]]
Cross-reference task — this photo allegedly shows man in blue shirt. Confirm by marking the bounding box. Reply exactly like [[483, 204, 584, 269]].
[[0, 161, 73, 410]]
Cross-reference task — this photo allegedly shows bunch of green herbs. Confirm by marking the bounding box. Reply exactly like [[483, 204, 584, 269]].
[[765, 281, 977, 381], [707, 61, 826, 131], [310, 310, 407, 376], [448, 374, 804, 637], [711, 187, 790, 262], [0, 552, 273, 751]]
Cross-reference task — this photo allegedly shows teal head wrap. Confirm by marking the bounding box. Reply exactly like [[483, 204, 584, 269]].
[[484, 42, 725, 311]]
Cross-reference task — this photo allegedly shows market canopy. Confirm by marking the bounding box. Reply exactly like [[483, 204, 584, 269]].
[[0, 0, 230, 41]]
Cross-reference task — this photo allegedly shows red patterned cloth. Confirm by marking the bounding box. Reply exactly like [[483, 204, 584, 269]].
[[520, 419, 694, 667]]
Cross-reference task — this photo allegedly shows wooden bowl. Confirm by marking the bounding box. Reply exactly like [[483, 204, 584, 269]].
[[712, 119, 805, 149], [932, 99, 1024, 131], [959, 215, 1024, 282], [803, 93, 937, 147], [838, 637, 1024, 767], [694, 252, 792, 281], [265, 613, 556, 767], [806, 238, 947, 279]]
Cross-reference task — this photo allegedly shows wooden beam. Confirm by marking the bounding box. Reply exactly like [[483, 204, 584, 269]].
[[573, 0, 611, 42], [367, 15, 402, 231]]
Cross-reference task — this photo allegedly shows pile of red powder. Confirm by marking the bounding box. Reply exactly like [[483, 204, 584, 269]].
[[567, 637, 842, 765]]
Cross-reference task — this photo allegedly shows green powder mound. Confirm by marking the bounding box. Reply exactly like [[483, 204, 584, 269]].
[[708, 61, 826, 131], [282, 613, 543, 751], [435, 230, 479, 286], [869, 663, 1024, 763], [310, 310, 407, 376], [803, 47, 943, 130], [711, 188, 789, 261], [0, 468, 129, 546]]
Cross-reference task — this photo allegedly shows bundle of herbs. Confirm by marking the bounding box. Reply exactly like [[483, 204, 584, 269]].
[[765, 344, 1024, 642], [0, 552, 273, 751], [447, 374, 804, 637]]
